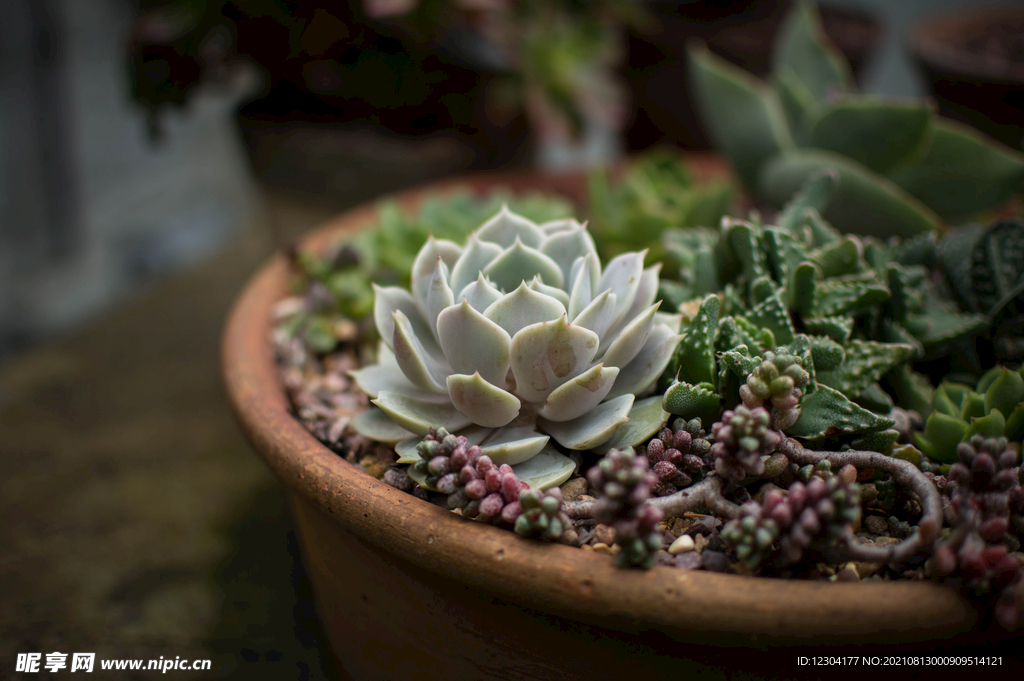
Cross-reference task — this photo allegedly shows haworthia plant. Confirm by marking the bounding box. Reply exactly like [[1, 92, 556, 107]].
[[688, 1, 1024, 235]]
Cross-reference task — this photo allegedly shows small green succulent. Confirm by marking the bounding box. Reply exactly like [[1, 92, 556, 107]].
[[350, 207, 680, 486], [914, 367, 1024, 463], [688, 1, 1024, 237]]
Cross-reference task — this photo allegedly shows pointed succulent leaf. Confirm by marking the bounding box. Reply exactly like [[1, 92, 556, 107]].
[[965, 410, 1006, 441], [599, 250, 646, 328], [903, 307, 988, 348], [602, 303, 659, 369], [372, 391, 473, 435], [483, 237, 565, 292], [809, 98, 933, 175], [458, 273, 503, 313], [1004, 403, 1024, 443], [808, 336, 844, 371], [688, 43, 794, 190], [426, 258, 454, 341], [933, 383, 968, 417], [887, 119, 1024, 222], [748, 290, 795, 345], [967, 219, 1024, 317], [539, 217, 583, 236], [960, 391, 986, 422], [510, 447, 576, 489], [567, 252, 599, 320], [802, 315, 853, 342], [788, 261, 819, 317], [573, 289, 617, 339], [776, 170, 838, 234], [446, 372, 521, 428], [983, 369, 1024, 422], [758, 150, 940, 237], [540, 223, 598, 286], [436, 300, 511, 386], [815, 340, 915, 397], [850, 427, 900, 454], [788, 384, 894, 442], [373, 285, 435, 353], [540, 363, 619, 422], [668, 294, 719, 386], [349, 363, 434, 399], [411, 236, 461, 314], [608, 324, 681, 399], [484, 283, 566, 338], [479, 425, 551, 466], [594, 396, 671, 454], [912, 412, 966, 462], [653, 311, 683, 333], [775, 65, 820, 145], [772, 0, 853, 104], [726, 219, 769, 286], [475, 205, 545, 248], [392, 310, 449, 394], [663, 380, 721, 423], [449, 234, 503, 299], [528, 276, 570, 310], [395, 437, 424, 464], [717, 316, 772, 353], [855, 383, 894, 414], [509, 315, 599, 402], [813, 276, 890, 317], [890, 364, 934, 417], [810, 236, 861, 279], [350, 407, 417, 445], [719, 347, 764, 379], [539, 394, 634, 450]]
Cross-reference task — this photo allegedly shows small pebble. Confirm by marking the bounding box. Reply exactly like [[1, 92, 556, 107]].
[[693, 534, 710, 554], [864, 515, 889, 535], [832, 563, 859, 582], [701, 551, 730, 572], [675, 552, 703, 570], [670, 517, 690, 536], [669, 535, 696, 555], [592, 543, 611, 553], [594, 524, 616, 545], [561, 477, 589, 501]]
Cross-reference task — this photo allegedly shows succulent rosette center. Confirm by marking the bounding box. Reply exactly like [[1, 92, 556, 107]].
[[350, 207, 680, 484]]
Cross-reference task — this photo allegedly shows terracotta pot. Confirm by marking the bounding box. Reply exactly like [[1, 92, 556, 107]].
[[222, 161, 1021, 680], [911, 6, 1024, 152]]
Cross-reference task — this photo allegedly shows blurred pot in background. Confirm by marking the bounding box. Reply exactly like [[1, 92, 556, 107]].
[[911, 5, 1024, 152]]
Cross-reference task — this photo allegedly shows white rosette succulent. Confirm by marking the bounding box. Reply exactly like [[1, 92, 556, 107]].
[[350, 207, 680, 487]]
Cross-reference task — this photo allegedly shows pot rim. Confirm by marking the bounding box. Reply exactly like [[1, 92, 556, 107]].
[[910, 5, 1024, 84], [222, 162, 996, 646]]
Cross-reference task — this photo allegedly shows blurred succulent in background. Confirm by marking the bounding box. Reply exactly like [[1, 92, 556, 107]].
[[349, 207, 680, 485], [688, 1, 1024, 236], [586, 151, 734, 263]]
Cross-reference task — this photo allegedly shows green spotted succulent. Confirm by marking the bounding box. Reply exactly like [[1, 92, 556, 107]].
[[688, 1, 1024, 237], [349, 207, 681, 486]]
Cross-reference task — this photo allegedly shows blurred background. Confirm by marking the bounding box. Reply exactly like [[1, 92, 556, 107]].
[[1, 0, 1021, 678]]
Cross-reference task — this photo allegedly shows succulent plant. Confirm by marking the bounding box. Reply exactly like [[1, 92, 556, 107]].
[[588, 448, 664, 568], [688, 2, 1024, 236], [739, 352, 810, 430], [349, 207, 681, 486], [723, 473, 861, 568], [513, 488, 576, 543], [913, 367, 1024, 464], [643, 417, 711, 496], [711, 405, 782, 481]]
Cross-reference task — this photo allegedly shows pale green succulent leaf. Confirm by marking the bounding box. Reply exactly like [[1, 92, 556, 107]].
[[484, 237, 565, 292], [449, 234, 503, 299], [446, 372, 521, 428], [350, 407, 418, 445], [539, 217, 584, 236], [459, 273, 503, 313], [540, 363, 619, 422], [887, 119, 1024, 222], [376, 339, 398, 368], [480, 425, 551, 466], [567, 252, 600, 320], [539, 393, 635, 450], [772, 1, 853, 104], [349, 364, 440, 400], [965, 410, 1006, 441], [373, 285, 435, 354], [572, 289, 616, 338], [426, 258, 454, 341], [392, 310, 449, 394], [475, 205, 545, 248], [984, 369, 1024, 423], [602, 303, 659, 369], [775, 65, 820, 145], [688, 43, 794, 190], [484, 282, 566, 338], [509, 315, 599, 402], [594, 395, 670, 454], [528, 276, 571, 310], [540, 223, 598, 286], [758, 149, 940, 237], [436, 300, 511, 386], [599, 250, 647, 328], [606, 324, 681, 400], [395, 437, 423, 464], [653, 312, 683, 333], [372, 391, 473, 435], [411, 236, 461, 315], [810, 98, 933, 175], [510, 446, 576, 489]]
